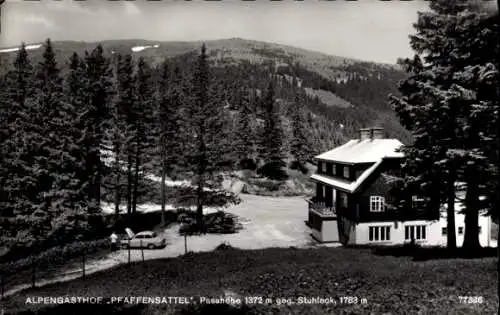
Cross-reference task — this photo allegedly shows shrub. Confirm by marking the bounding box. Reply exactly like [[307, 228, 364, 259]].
[[214, 242, 236, 251], [179, 212, 242, 236], [289, 160, 309, 174], [257, 161, 288, 181], [238, 158, 257, 170]]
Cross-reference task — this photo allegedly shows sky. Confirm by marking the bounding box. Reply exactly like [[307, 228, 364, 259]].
[[0, 0, 496, 64]]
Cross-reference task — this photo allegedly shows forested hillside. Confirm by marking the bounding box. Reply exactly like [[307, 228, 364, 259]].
[[0, 38, 412, 255], [0, 38, 412, 148]]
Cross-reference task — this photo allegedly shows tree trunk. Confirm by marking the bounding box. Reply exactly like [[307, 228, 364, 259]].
[[462, 166, 481, 255], [95, 149, 101, 211], [132, 144, 140, 214], [114, 137, 121, 220], [160, 141, 167, 225], [126, 152, 133, 215], [446, 170, 457, 252], [196, 179, 204, 231]]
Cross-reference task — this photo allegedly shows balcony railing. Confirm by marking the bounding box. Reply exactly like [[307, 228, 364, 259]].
[[308, 198, 336, 217]]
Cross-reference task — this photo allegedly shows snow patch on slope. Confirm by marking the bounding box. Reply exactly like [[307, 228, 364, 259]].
[[131, 44, 160, 53], [100, 148, 191, 187], [0, 44, 42, 54], [101, 202, 220, 215]]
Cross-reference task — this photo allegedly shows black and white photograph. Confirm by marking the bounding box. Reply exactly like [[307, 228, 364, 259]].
[[0, 0, 498, 314]]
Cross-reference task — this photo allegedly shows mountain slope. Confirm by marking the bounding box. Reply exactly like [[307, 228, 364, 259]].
[[0, 38, 411, 147]]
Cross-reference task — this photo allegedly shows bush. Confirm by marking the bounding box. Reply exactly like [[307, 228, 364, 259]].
[[238, 158, 257, 170], [257, 161, 288, 181], [289, 160, 309, 174], [111, 210, 178, 234], [214, 242, 236, 251], [247, 178, 281, 192], [179, 212, 242, 236]]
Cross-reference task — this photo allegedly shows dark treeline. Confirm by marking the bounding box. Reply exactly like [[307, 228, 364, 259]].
[[0, 40, 328, 253]]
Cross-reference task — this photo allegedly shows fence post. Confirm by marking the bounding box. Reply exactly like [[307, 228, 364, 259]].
[[128, 239, 131, 265], [184, 235, 187, 254], [31, 258, 36, 288], [140, 240, 144, 262]]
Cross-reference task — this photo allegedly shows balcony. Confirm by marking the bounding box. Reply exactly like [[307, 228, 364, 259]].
[[308, 198, 336, 218]]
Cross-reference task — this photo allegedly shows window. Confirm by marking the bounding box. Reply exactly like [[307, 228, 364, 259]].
[[326, 163, 332, 175], [339, 192, 348, 208], [333, 164, 337, 175], [405, 225, 427, 241], [478, 226, 482, 234], [320, 161, 326, 173], [442, 227, 447, 236], [412, 196, 425, 209], [322, 185, 326, 199], [343, 166, 350, 179], [458, 227, 464, 235], [370, 196, 385, 212], [369, 226, 391, 242]]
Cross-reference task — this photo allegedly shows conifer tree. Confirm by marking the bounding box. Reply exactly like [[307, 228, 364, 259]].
[[290, 90, 310, 172], [391, 0, 498, 252], [259, 79, 285, 179], [185, 44, 238, 230], [0, 43, 35, 247], [115, 53, 136, 215], [65, 52, 92, 226], [132, 57, 155, 214], [234, 87, 255, 168], [157, 61, 184, 224], [108, 53, 125, 218], [83, 44, 114, 214]]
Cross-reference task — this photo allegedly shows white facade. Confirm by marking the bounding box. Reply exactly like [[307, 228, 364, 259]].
[[311, 220, 339, 243], [354, 213, 493, 247]]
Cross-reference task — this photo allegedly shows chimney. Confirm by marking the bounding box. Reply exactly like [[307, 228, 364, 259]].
[[371, 127, 384, 140], [359, 128, 371, 141]]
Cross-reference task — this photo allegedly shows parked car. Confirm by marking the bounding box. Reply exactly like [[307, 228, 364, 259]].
[[120, 231, 166, 249]]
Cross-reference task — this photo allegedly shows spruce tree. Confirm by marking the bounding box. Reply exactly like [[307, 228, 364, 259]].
[[259, 79, 285, 179], [65, 52, 92, 229], [83, 44, 114, 214], [157, 61, 184, 224], [234, 87, 256, 169], [290, 90, 310, 173], [185, 44, 238, 230], [389, 0, 494, 251], [115, 53, 136, 215], [0, 43, 36, 247], [108, 53, 125, 219], [132, 57, 155, 214]]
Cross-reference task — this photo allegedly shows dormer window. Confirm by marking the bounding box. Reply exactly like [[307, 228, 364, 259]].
[[319, 161, 326, 173], [343, 166, 349, 179]]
